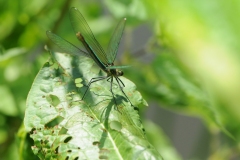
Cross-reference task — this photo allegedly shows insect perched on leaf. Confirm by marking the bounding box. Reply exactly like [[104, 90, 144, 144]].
[[46, 7, 134, 107]]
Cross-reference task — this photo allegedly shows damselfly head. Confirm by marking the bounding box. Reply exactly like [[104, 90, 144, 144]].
[[117, 70, 123, 76]]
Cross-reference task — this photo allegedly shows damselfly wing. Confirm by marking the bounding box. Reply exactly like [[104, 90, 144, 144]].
[[46, 7, 134, 107]]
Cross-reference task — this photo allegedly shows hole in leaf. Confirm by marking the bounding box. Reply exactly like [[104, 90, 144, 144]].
[[99, 148, 109, 155], [74, 157, 79, 160], [64, 136, 72, 143], [76, 83, 83, 88], [70, 100, 82, 105], [30, 128, 36, 134], [99, 155, 108, 159], [101, 128, 107, 133], [75, 78, 83, 88], [66, 96, 73, 100], [55, 146, 59, 154], [66, 91, 76, 96], [75, 78, 82, 83], [59, 127, 68, 135], [46, 94, 60, 107], [92, 141, 100, 146], [45, 116, 64, 128], [67, 150, 72, 152], [133, 107, 139, 111], [50, 62, 59, 70], [109, 121, 122, 131], [65, 156, 69, 160]]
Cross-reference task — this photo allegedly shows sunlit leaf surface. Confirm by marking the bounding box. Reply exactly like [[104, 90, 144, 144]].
[[24, 51, 161, 159]]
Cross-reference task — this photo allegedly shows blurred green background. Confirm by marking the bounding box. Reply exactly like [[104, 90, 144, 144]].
[[1, 0, 240, 159]]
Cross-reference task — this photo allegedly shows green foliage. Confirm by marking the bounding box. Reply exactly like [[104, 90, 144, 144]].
[[1, 0, 240, 159], [24, 52, 162, 159], [144, 120, 181, 160], [154, 0, 240, 140]]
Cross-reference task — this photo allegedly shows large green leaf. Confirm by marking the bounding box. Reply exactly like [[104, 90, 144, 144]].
[[24, 51, 162, 159]]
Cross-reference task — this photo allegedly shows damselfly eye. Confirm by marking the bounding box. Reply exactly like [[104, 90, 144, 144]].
[[118, 71, 123, 76]]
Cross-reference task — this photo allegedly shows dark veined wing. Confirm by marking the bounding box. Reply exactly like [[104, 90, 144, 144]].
[[107, 18, 126, 63], [46, 31, 89, 57], [69, 7, 109, 64]]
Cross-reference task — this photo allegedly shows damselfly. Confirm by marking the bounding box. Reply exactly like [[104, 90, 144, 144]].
[[46, 7, 134, 107]]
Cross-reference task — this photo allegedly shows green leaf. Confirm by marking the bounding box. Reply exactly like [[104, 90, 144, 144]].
[[0, 47, 26, 66], [104, 0, 147, 22], [17, 123, 39, 160], [143, 120, 182, 160], [24, 51, 162, 159], [0, 85, 18, 116]]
